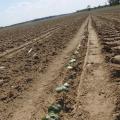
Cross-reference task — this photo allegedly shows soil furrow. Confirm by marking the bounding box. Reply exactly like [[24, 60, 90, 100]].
[[73, 17, 115, 120], [0, 27, 60, 58], [39, 17, 89, 120], [92, 14, 120, 120], [1, 17, 89, 120], [0, 7, 120, 120]]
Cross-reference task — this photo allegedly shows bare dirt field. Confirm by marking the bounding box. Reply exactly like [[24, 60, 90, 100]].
[[0, 6, 120, 120]]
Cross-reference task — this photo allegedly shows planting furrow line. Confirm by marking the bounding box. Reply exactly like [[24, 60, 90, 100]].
[[92, 15, 120, 120], [8, 17, 89, 120], [41, 18, 89, 120], [0, 27, 60, 58], [73, 17, 115, 120]]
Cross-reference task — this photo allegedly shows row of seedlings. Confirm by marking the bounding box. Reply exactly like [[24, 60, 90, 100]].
[[55, 27, 88, 119], [41, 55, 76, 120], [41, 46, 80, 120], [42, 25, 88, 120]]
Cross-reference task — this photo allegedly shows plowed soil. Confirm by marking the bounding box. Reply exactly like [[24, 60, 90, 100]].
[[0, 6, 120, 120]]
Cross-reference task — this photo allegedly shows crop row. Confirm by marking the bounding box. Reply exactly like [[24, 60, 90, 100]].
[[41, 24, 88, 120]]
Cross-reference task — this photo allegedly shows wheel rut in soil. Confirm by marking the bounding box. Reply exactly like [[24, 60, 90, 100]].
[[0, 27, 59, 58], [73, 17, 115, 120]]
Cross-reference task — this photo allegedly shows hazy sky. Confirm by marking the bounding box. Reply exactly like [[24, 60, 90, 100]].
[[0, 0, 107, 26]]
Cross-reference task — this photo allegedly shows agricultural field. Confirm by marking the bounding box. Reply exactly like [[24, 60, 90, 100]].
[[0, 6, 120, 120]]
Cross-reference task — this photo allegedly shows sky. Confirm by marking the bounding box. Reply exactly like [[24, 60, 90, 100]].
[[0, 0, 107, 26]]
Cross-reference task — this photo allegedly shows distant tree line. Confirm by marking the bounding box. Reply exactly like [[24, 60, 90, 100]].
[[108, 0, 120, 6], [76, 0, 120, 13]]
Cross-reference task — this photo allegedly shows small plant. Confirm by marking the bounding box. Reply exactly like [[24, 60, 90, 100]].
[[48, 104, 62, 114], [67, 65, 73, 70], [69, 58, 76, 63], [42, 104, 61, 120], [64, 83, 70, 87], [42, 113, 60, 120], [55, 83, 70, 93]]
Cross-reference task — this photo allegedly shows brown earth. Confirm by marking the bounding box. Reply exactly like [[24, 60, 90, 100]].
[[0, 7, 120, 120]]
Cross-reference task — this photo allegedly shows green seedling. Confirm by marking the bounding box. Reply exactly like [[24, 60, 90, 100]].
[[49, 112, 60, 120], [42, 112, 60, 120], [69, 58, 76, 63], [55, 85, 69, 93], [64, 83, 70, 88], [55, 82, 70, 93], [48, 104, 62, 114], [67, 65, 73, 70], [64, 63, 69, 67]]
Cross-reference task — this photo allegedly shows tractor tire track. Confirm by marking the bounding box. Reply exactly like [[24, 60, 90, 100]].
[[0, 27, 60, 58], [73, 16, 116, 120]]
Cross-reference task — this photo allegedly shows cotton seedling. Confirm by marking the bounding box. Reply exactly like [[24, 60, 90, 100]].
[[65, 63, 73, 69], [42, 112, 60, 120], [69, 58, 76, 63], [48, 104, 62, 114], [55, 82, 70, 93], [55, 85, 69, 93], [42, 104, 61, 120], [67, 65, 73, 70], [64, 83, 70, 88]]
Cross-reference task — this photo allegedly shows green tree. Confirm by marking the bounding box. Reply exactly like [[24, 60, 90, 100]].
[[108, 0, 120, 6]]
